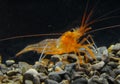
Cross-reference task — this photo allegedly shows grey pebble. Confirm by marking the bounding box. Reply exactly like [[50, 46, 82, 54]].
[[24, 80, 33, 84], [88, 75, 109, 84], [23, 68, 40, 84], [0, 70, 3, 75], [117, 50, 120, 56], [112, 43, 120, 51], [100, 73, 114, 83], [91, 61, 105, 70], [6, 69, 20, 76], [115, 75, 120, 84], [64, 63, 76, 72], [50, 55, 61, 63], [18, 62, 32, 74], [107, 61, 118, 69], [71, 78, 88, 84], [48, 72, 62, 82], [0, 64, 8, 74], [96, 46, 108, 61], [113, 69, 120, 76], [5, 60, 15, 66], [38, 73, 48, 81], [45, 79, 59, 84]]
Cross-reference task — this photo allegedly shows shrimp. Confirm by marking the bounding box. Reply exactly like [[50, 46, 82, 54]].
[[16, 28, 97, 64], [16, 8, 98, 64]]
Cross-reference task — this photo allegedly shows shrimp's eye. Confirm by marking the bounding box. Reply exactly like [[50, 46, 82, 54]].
[[70, 28, 74, 32]]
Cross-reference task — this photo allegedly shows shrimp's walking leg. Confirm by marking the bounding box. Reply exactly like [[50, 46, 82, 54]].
[[80, 35, 97, 51], [83, 44, 96, 60]]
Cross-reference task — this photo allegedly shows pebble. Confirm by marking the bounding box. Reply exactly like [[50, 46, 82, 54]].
[[44, 79, 59, 84], [5, 60, 15, 66], [23, 68, 40, 84], [33, 62, 48, 74], [112, 43, 120, 51], [115, 75, 120, 84], [113, 69, 120, 76], [0, 71, 3, 75], [71, 78, 88, 84], [38, 73, 48, 81], [91, 61, 105, 70], [51, 55, 61, 63], [48, 72, 62, 82], [18, 62, 32, 74], [116, 50, 120, 56], [107, 61, 118, 68], [88, 75, 103, 84], [59, 80, 69, 84], [6, 69, 20, 76]]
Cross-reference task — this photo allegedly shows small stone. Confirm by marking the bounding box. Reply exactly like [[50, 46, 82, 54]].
[[108, 62, 118, 69], [48, 72, 62, 82], [117, 65, 120, 69], [114, 75, 120, 84], [18, 62, 32, 74], [117, 50, 120, 56], [38, 73, 48, 81], [100, 65, 116, 78], [44, 79, 59, 84], [108, 45, 114, 52], [59, 80, 69, 84], [25, 80, 33, 84], [64, 63, 76, 72], [6, 69, 20, 76], [0, 64, 8, 74], [100, 73, 114, 83], [91, 61, 105, 70], [89, 70, 100, 77], [23, 68, 40, 84], [12, 64, 19, 68], [0, 71, 3, 76], [88, 75, 108, 84], [96, 46, 108, 61], [5, 60, 15, 66], [72, 71, 85, 80], [71, 78, 88, 84], [54, 66, 63, 72], [112, 43, 120, 51], [33, 62, 48, 74], [50, 55, 61, 63], [113, 69, 120, 76]]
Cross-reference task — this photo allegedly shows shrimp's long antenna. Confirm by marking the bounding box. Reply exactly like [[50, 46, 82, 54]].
[[85, 0, 100, 24], [85, 8, 120, 28], [81, 0, 89, 26], [0, 33, 62, 42], [86, 24, 120, 34]]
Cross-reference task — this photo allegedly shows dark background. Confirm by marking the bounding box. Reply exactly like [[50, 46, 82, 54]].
[[0, 0, 120, 63]]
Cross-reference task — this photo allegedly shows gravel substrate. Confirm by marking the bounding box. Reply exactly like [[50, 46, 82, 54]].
[[0, 43, 120, 84]]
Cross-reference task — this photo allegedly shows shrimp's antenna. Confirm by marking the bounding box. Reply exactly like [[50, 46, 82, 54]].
[[85, 8, 120, 28], [81, 0, 89, 26], [0, 33, 62, 42], [85, 0, 100, 24], [86, 24, 120, 34]]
